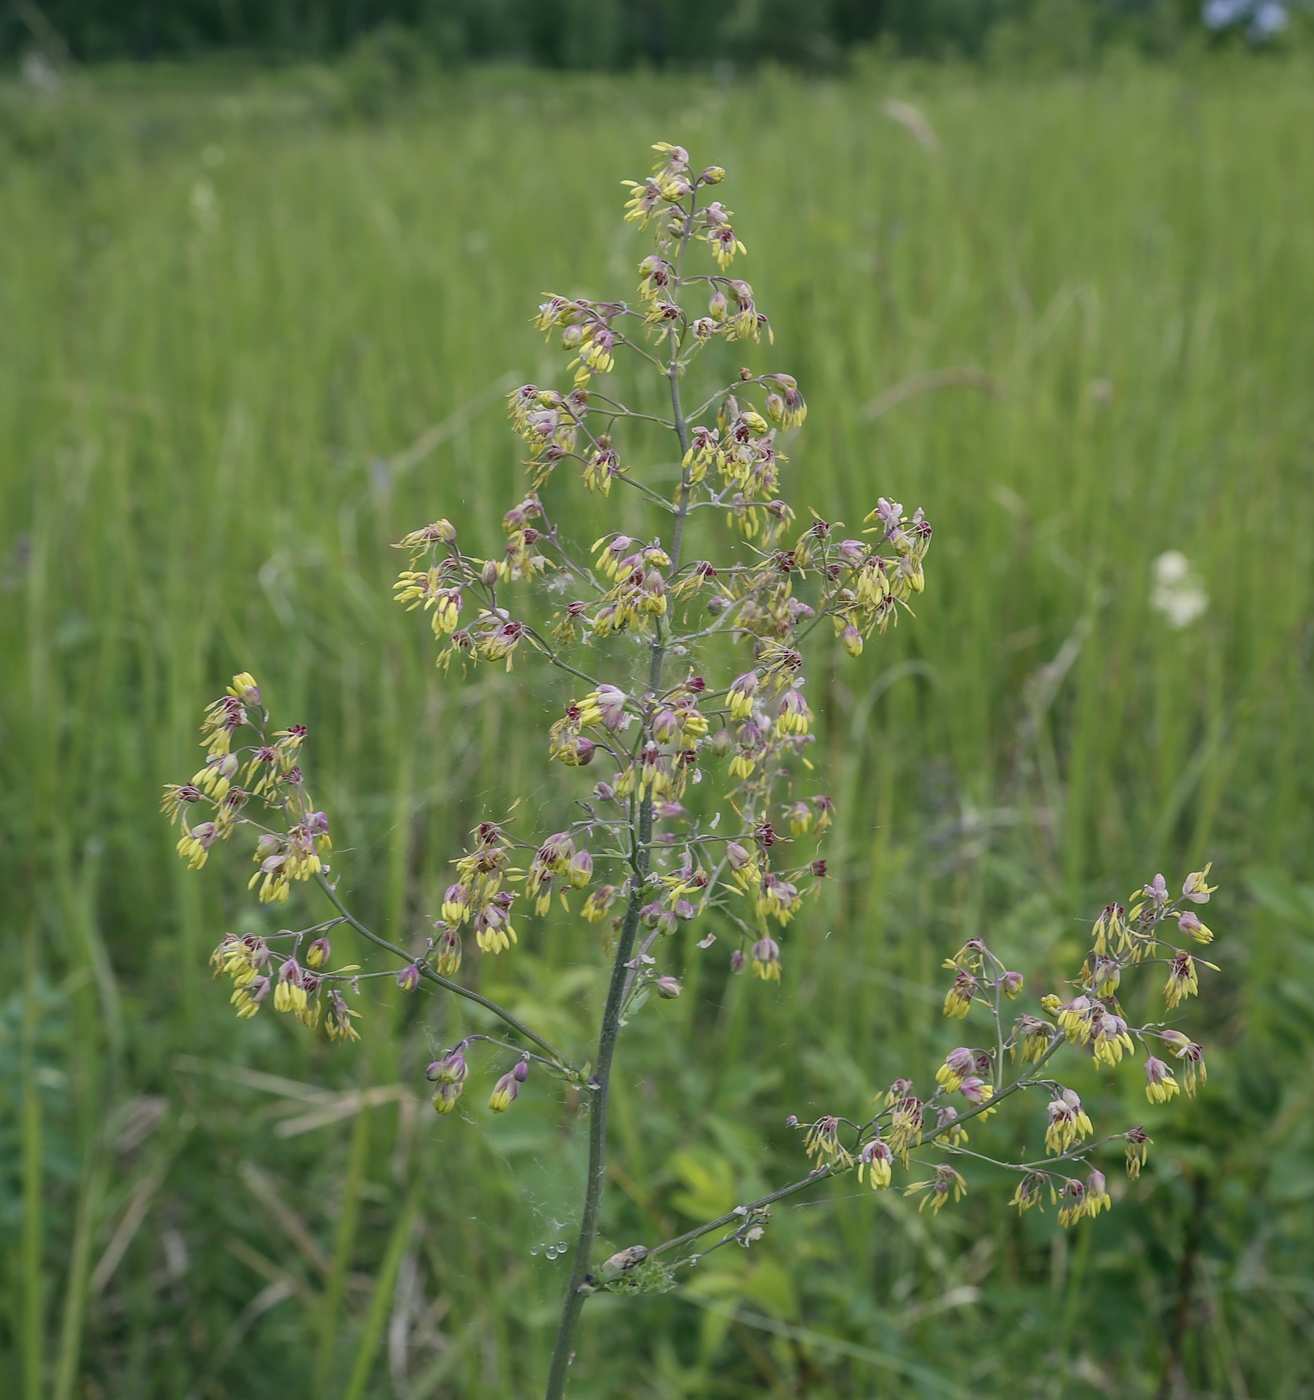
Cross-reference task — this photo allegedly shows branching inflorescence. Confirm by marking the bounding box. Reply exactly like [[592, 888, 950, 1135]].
[[163, 142, 1218, 1397]]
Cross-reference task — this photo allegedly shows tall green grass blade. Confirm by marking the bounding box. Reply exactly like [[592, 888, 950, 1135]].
[[340, 1197, 418, 1400]]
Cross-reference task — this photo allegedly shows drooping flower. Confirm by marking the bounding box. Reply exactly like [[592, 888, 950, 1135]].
[[751, 936, 781, 982], [1045, 1089, 1093, 1155], [857, 1138, 893, 1190], [1144, 1055, 1180, 1104]]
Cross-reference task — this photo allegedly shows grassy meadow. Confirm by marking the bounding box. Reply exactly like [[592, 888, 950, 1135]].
[[3, 52, 1314, 1399]]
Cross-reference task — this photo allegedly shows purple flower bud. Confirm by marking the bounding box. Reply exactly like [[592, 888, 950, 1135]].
[[397, 964, 421, 993], [752, 936, 780, 969], [652, 707, 679, 742], [305, 936, 332, 969], [488, 1072, 521, 1112], [655, 976, 682, 999], [427, 1050, 468, 1083], [640, 902, 663, 929], [730, 949, 747, 974], [1143, 873, 1170, 904], [513, 1059, 530, 1083]]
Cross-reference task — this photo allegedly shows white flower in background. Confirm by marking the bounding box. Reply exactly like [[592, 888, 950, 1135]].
[[1151, 552, 1209, 629], [190, 179, 219, 233]]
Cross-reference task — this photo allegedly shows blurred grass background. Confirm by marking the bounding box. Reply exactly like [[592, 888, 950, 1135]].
[[2, 43, 1314, 1400]]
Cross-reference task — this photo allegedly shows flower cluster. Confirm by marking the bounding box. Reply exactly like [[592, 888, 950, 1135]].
[[792, 867, 1220, 1227], [375, 143, 932, 1025], [208, 927, 362, 1041], [162, 673, 329, 903]]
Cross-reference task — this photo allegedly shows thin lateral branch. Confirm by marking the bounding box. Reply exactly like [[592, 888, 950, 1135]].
[[314, 875, 577, 1071], [522, 630, 604, 691], [646, 1165, 841, 1262], [587, 394, 676, 430], [648, 1034, 1069, 1263], [611, 470, 681, 512]]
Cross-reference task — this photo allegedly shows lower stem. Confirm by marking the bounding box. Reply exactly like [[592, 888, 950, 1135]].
[[544, 847, 648, 1399]]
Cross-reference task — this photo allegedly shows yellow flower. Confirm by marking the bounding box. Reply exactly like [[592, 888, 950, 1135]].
[[751, 936, 782, 982], [432, 1082, 463, 1113], [230, 977, 269, 1019], [1144, 1055, 1180, 1103], [1163, 953, 1199, 1010], [176, 821, 217, 870], [942, 971, 975, 1019], [488, 1063, 527, 1113], [905, 1166, 966, 1215], [935, 1047, 974, 1093], [727, 672, 758, 721], [228, 673, 261, 705], [1182, 863, 1217, 903], [1045, 1090, 1093, 1155], [273, 968, 308, 1014], [434, 931, 462, 976], [857, 1140, 893, 1190], [582, 885, 619, 924], [774, 689, 809, 736], [803, 1116, 850, 1165], [1125, 1127, 1152, 1180], [325, 991, 362, 1043], [1009, 1172, 1051, 1216]]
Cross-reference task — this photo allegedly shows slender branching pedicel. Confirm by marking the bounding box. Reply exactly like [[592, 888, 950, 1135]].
[[162, 143, 1219, 1397]]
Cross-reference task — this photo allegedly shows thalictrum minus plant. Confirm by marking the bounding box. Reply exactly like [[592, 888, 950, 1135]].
[[163, 142, 1220, 1398]]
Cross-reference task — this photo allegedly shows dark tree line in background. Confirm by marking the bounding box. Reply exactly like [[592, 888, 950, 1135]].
[[1, 0, 1220, 67]]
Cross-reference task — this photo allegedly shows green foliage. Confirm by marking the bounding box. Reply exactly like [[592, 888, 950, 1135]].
[[1, 0, 1219, 67], [2, 52, 1313, 1398]]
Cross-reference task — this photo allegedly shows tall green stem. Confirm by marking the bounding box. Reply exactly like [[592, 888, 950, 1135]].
[[545, 215, 696, 1399]]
